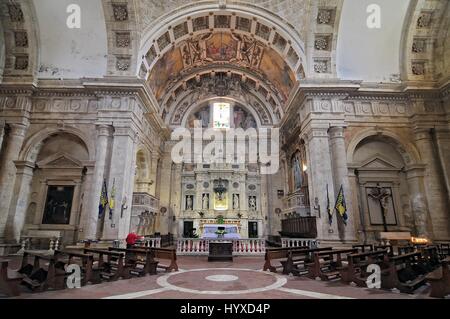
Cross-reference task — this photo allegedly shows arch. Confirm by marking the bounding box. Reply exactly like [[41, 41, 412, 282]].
[[0, 0, 40, 81], [19, 126, 95, 162], [346, 128, 421, 166], [138, 2, 306, 77]]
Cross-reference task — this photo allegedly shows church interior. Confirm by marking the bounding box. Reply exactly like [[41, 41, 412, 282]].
[[0, 0, 450, 301]]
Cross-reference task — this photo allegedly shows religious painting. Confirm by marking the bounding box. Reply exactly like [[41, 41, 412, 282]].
[[366, 187, 398, 226], [260, 47, 296, 101], [205, 33, 237, 61], [233, 106, 257, 129], [147, 47, 184, 101], [187, 106, 210, 128], [42, 186, 74, 225]]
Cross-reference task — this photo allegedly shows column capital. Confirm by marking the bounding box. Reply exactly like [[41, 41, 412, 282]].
[[328, 126, 346, 139], [413, 128, 432, 141], [96, 124, 113, 137], [7, 123, 28, 137], [13, 160, 35, 174]]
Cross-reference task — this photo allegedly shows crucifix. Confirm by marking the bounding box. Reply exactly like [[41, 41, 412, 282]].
[[368, 184, 391, 232]]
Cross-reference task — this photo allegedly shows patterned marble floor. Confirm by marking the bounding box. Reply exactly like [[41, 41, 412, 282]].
[[3, 256, 438, 299]]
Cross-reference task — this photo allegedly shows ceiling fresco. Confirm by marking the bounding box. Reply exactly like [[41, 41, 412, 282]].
[[147, 32, 297, 104]]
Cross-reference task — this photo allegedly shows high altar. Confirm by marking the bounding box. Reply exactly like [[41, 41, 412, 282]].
[[180, 162, 263, 239]]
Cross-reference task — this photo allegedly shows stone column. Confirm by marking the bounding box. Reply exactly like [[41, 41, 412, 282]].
[[81, 125, 112, 240], [414, 129, 449, 240], [102, 126, 137, 240], [4, 161, 35, 242], [77, 165, 94, 239], [305, 126, 340, 241], [157, 149, 174, 235], [0, 120, 5, 156], [405, 165, 430, 238], [149, 153, 159, 196], [329, 126, 357, 242], [170, 163, 183, 237], [0, 123, 28, 242], [432, 129, 450, 205]]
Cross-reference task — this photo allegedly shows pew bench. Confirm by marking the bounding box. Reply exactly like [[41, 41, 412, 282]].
[[438, 244, 450, 260], [339, 249, 390, 286], [83, 248, 128, 282], [381, 252, 428, 293], [352, 244, 374, 253], [307, 249, 358, 281], [426, 258, 450, 298], [108, 247, 159, 276], [130, 246, 178, 272], [54, 250, 95, 286], [263, 247, 307, 273], [282, 247, 333, 276], [0, 259, 24, 297], [375, 245, 394, 257], [19, 251, 65, 292]]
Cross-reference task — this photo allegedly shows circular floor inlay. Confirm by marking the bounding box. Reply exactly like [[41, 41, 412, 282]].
[[205, 274, 239, 282], [157, 268, 287, 295]]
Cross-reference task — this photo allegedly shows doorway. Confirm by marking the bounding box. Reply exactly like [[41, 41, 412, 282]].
[[248, 221, 258, 238], [183, 221, 194, 238]]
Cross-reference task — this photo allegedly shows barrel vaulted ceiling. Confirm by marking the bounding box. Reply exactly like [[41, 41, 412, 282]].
[[0, 0, 449, 111]]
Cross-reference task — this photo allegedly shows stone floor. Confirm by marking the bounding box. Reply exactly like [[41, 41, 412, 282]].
[[2, 256, 440, 299]]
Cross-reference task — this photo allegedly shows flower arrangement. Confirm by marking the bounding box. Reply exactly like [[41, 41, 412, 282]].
[[215, 229, 228, 236]]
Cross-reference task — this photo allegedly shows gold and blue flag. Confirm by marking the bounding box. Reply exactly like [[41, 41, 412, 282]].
[[99, 179, 108, 218], [335, 185, 348, 225]]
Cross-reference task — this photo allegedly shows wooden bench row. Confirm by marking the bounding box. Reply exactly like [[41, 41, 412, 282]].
[[0, 246, 178, 297], [265, 243, 449, 297]]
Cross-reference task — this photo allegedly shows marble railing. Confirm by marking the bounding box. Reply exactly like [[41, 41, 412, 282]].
[[142, 237, 161, 248], [177, 238, 266, 256], [281, 238, 319, 249]]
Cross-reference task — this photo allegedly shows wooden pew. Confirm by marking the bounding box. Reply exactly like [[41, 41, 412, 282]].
[[108, 247, 159, 276], [375, 244, 394, 257], [307, 249, 358, 281], [54, 250, 95, 286], [438, 244, 450, 260], [426, 258, 450, 298], [282, 247, 333, 276], [381, 252, 427, 293], [0, 259, 24, 297], [83, 248, 128, 282], [339, 249, 390, 286], [352, 244, 374, 253], [420, 246, 441, 271], [19, 251, 65, 291], [397, 245, 415, 255], [128, 246, 178, 272], [263, 247, 308, 273]]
